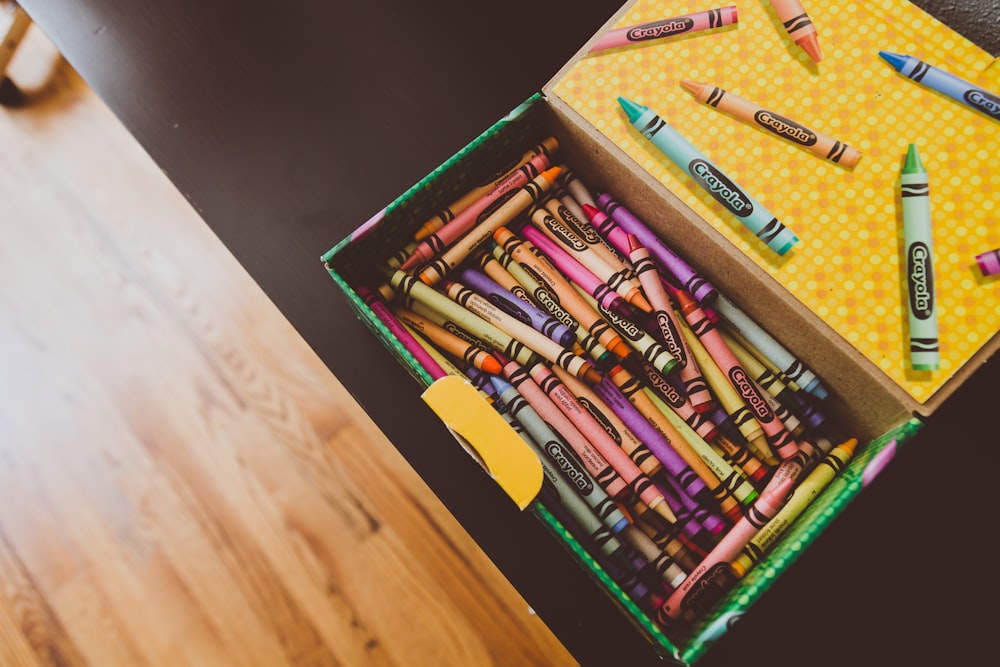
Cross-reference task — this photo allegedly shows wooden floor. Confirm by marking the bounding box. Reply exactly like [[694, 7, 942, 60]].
[[0, 21, 577, 667]]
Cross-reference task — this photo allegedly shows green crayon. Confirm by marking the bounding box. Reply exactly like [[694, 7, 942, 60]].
[[901, 144, 939, 370]]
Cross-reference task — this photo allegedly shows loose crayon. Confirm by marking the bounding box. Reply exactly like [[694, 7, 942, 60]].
[[526, 360, 678, 524], [457, 265, 576, 348], [521, 221, 636, 319], [616, 97, 800, 257], [656, 477, 795, 624], [976, 248, 1000, 277], [356, 285, 450, 381], [441, 279, 602, 385], [594, 194, 718, 304], [391, 306, 504, 375], [712, 293, 828, 400], [380, 267, 542, 369], [494, 226, 632, 359], [413, 136, 559, 240], [900, 144, 940, 371], [879, 51, 1000, 122], [499, 356, 638, 505], [673, 287, 801, 460], [767, 0, 822, 63], [533, 204, 652, 313], [731, 438, 858, 578], [482, 243, 613, 366], [680, 80, 860, 167], [589, 6, 738, 53], [417, 166, 561, 286], [401, 151, 552, 271]]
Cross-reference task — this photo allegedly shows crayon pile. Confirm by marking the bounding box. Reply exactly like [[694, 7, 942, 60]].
[[356, 135, 858, 634]]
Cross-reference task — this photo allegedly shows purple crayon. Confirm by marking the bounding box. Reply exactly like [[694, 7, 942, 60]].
[[976, 248, 1000, 277], [595, 193, 718, 304]]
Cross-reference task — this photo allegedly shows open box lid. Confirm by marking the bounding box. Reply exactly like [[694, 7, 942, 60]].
[[537, 0, 999, 419]]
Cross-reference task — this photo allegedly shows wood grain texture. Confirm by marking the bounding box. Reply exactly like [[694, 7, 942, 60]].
[[0, 22, 578, 667]]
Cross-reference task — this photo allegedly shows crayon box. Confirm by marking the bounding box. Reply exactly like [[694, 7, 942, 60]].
[[322, 0, 998, 663]]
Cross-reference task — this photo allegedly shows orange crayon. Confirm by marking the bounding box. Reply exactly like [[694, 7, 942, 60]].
[[680, 80, 860, 167], [766, 0, 822, 63], [391, 306, 504, 375]]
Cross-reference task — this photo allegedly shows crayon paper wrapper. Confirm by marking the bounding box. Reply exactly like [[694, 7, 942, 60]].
[[551, 0, 999, 403]]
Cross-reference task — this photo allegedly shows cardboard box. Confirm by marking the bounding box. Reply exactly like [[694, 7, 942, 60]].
[[323, 1, 998, 663]]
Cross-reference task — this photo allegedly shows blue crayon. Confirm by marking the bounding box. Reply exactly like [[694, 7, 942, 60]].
[[879, 51, 1000, 122], [458, 266, 576, 348], [617, 96, 800, 256]]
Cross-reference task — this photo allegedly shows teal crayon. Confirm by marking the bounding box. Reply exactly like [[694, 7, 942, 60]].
[[901, 144, 940, 370], [616, 97, 799, 256]]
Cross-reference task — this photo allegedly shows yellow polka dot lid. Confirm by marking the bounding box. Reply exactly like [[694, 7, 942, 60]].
[[551, 0, 999, 403]]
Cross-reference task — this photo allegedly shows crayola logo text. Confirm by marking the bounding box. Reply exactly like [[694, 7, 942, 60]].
[[627, 18, 694, 41], [689, 160, 753, 216], [754, 111, 817, 145], [964, 89, 1000, 117], [908, 242, 935, 319]]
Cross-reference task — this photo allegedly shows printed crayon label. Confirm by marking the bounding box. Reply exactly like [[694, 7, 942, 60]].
[[964, 89, 1000, 118], [681, 562, 737, 614], [689, 160, 754, 217], [907, 242, 935, 319], [486, 293, 532, 325], [543, 214, 588, 251], [655, 312, 686, 365], [728, 367, 773, 423], [578, 398, 621, 444], [753, 111, 817, 146], [627, 18, 694, 41], [543, 438, 595, 494]]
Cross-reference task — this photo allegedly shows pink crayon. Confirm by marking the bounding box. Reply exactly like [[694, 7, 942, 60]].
[[976, 248, 1000, 277], [673, 287, 802, 461], [589, 6, 738, 53], [400, 152, 551, 271], [519, 222, 635, 320], [656, 476, 795, 625]]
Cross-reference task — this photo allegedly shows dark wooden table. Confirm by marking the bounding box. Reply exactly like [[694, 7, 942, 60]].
[[18, 1, 999, 665]]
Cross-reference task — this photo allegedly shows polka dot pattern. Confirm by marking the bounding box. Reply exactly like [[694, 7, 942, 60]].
[[552, 0, 999, 403]]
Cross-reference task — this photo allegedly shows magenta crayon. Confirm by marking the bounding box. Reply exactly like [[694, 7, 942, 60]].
[[417, 166, 562, 286], [520, 222, 636, 320], [413, 136, 559, 241], [976, 248, 1000, 277], [401, 151, 552, 271], [657, 476, 795, 624], [589, 6, 738, 53], [525, 360, 679, 524], [596, 192, 718, 304], [458, 265, 576, 348], [532, 204, 652, 313], [356, 285, 448, 380], [440, 278, 602, 385]]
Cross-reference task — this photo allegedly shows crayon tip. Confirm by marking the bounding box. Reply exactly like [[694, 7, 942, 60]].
[[796, 34, 822, 63], [617, 96, 648, 123], [481, 354, 504, 376], [878, 50, 907, 72], [838, 437, 859, 458], [626, 233, 642, 253], [903, 143, 926, 174], [679, 79, 705, 96], [541, 166, 563, 184], [650, 498, 678, 524], [582, 364, 605, 387], [609, 337, 633, 360]]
